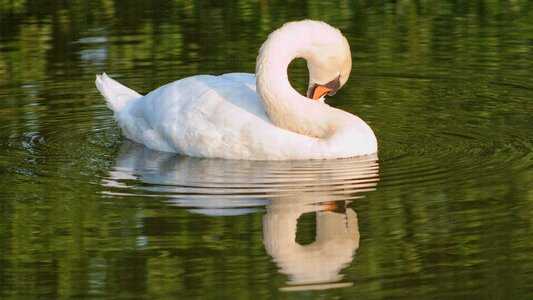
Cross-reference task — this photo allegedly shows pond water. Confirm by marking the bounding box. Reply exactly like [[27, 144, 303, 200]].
[[0, 1, 532, 299]]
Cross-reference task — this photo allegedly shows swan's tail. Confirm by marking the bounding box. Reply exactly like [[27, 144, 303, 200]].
[[95, 73, 142, 112]]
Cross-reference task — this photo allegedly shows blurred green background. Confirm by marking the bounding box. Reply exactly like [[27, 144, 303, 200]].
[[0, 0, 531, 299]]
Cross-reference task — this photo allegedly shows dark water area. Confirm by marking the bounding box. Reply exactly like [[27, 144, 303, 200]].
[[0, 1, 532, 299]]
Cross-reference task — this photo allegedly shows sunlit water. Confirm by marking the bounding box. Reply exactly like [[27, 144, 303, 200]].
[[1, 1, 532, 299]]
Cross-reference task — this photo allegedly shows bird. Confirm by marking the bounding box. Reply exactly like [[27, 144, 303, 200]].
[[95, 20, 377, 160]]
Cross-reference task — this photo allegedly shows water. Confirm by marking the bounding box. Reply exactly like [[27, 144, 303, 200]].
[[0, 1, 532, 298]]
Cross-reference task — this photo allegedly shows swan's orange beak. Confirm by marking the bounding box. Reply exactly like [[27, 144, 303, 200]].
[[321, 201, 339, 212], [309, 84, 333, 100]]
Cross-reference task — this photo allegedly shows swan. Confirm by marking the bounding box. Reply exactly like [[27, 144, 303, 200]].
[[95, 20, 377, 160]]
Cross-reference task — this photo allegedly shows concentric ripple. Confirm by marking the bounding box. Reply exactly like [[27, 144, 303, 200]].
[[378, 120, 532, 189], [2, 74, 530, 211], [352, 75, 533, 190]]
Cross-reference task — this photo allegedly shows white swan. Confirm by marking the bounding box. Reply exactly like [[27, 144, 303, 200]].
[[95, 20, 377, 160]]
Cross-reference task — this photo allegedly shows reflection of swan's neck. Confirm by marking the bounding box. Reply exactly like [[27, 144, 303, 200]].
[[256, 27, 342, 139], [263, 203, 359, 285]]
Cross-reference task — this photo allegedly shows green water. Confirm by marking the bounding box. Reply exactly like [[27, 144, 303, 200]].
[[1, 1, 532, 299]]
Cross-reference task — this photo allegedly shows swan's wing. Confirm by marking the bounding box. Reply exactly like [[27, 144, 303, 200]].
[[114, 74, 318, 159]]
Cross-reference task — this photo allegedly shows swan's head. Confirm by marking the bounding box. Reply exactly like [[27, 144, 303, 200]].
[[298, 21, 352, 101], [257, 20, 352, 102]]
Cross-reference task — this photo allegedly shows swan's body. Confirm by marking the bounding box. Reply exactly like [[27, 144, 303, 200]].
[[96, 20, 377, 160]]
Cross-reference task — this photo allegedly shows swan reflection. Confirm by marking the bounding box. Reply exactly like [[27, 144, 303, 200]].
[[104, 141, 379, 290], [264, 200, 360, 291]]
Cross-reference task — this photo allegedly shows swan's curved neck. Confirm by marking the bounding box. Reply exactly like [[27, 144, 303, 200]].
[[256, 29, 343, 138]]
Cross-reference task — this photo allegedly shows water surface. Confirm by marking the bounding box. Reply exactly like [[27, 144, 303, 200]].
[[0, 1, 532, 299]]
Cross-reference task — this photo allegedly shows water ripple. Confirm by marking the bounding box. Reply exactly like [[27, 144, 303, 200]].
[[101, 141, 380, 212]]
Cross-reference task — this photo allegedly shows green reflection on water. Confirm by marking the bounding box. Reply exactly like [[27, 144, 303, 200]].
[[0, 0, 532, 299]]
